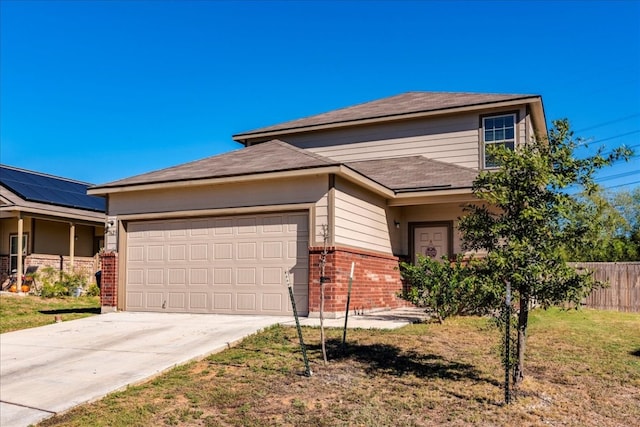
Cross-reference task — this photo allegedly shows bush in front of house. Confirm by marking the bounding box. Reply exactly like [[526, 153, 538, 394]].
[[399, 254, 500, 323], [35, 267, 90, 298]]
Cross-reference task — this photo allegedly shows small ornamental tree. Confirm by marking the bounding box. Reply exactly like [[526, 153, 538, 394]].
[[458, 118, 633, 387]]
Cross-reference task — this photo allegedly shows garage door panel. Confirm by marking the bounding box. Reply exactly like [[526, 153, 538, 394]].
[[127, 292, 143, 309], [144, 245, 162, 261], [126, 212, 309, 315], [213, 268, 232, 284], [213, 293, 232, 310], [214, 243, 233, 260], [148, 269, 163, 285], [237, 242, 257, 260], [263, 267, 283, 285], [236, 293, 256, 310], [168, 293, 186, 309], [147, 293, 163, 309], [190, 269, 208, 284], [237, 268, 256, 285], [263, 241, 283, 259], [190, 220, 209, 236], [263, 293, 284, 312], [189, 293, 208, 310], [128, 246, 145, 261], [237, 217, 257, 234], [189, 244, 208, 261], [128, 269, 144, 285]]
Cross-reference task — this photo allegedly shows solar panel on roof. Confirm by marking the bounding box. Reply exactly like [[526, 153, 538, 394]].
[[0, 166, 106, 212]]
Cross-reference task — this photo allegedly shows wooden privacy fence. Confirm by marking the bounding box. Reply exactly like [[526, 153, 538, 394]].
[[571, 262, 640, 312]]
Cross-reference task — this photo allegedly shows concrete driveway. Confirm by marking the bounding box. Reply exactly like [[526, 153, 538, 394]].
[[0, 312, 290, 427]]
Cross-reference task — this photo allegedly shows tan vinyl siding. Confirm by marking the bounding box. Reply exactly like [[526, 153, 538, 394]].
[[281, 114, 481, 169], [108, 176, 327, 216], [333, 178, 393, 254], [315, 191, 329, 245], [0, 219, 32, 254]]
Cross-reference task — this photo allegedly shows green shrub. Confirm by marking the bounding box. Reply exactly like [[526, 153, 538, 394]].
[[86, 283, 101, 297], [399, 254, 499, 323], [34, 267, 90, 298]]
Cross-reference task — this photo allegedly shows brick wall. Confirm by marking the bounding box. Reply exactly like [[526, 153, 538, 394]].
[[99, 251, 118, 312], [308, 246, 410, 318], [24, 254, 99, 281]]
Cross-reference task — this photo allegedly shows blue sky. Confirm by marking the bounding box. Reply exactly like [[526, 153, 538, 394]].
[[1, 0, 639, 190]]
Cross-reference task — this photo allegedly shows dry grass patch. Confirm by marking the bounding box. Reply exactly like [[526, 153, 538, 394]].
[[40, 308, 639, 427]]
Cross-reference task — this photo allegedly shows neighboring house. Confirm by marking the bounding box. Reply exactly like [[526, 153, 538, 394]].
[[0, 165, 106, 287], [89, 92, 547, 317]]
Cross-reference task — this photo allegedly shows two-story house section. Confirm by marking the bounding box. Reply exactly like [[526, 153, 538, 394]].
[[89, 92, 547, 317]]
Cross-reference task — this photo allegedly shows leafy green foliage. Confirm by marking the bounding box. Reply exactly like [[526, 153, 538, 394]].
[[399, 255, 499, 323], [562, 188, 639, 261], [35, 266, 90, 298], [457, 118, 633, 387]]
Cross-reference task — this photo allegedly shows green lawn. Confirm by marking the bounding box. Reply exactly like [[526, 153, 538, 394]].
[[0, 293, 100, 333], [31, 307, 639, 427]]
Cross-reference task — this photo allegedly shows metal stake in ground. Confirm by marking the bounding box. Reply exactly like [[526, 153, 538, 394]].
[[504, 279, 512, 404], [342, 262, 355, 350], [286, 271, 312, 377]]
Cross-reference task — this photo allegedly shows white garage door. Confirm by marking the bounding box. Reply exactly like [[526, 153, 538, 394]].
[[125, 212, 309, 315]]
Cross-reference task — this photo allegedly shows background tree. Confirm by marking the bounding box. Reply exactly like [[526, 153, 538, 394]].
[[458, 119, 632, 387], [561, 188, 639, 261]]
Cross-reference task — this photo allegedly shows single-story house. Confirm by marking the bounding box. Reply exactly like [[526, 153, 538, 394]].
[[0, 165, 106, 288], [89, 92, 547, 317]]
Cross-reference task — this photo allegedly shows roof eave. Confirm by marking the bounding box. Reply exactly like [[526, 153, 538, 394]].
[[88, 164, 396, 200], [88, 166, 344, 195], [387, 188, 477, 207], [233, 96, 543, 145]]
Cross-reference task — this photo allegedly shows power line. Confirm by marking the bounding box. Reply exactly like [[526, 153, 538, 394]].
[[606, 180, 640, 189], [575, 113, 640, 133], [576, 130, 640, 148], [591, 129, 640, 144], [595, 170, 640, 182]]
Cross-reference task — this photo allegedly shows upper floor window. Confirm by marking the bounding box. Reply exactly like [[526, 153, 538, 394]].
[[483, 114, 516, 168]]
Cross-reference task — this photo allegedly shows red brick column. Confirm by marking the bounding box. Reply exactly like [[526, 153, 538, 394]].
[[308, 246, 409, 318], [99, 251, 118, 313]]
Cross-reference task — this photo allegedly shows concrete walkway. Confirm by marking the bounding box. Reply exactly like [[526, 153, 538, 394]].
[[0, 308, 426, 427]]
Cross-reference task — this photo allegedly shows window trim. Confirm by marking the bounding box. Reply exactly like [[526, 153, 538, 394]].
[[9, 233, 29, 273], [480, 111, 519, 169]]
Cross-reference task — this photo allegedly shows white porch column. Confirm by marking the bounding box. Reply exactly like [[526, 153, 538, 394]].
[[69, 222, 75, 270], [17, 215, 23, 289]]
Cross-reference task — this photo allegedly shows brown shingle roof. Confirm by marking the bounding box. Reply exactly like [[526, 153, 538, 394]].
[[346, 156, 478, 191], [92, 140, 339, 189], [233, 91, 539, 140], [92, 140, 477, 194]]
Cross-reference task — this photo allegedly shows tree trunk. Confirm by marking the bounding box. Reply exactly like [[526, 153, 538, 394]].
[[513, 293, 529, 385]]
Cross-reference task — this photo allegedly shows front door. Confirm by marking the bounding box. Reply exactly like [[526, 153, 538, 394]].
[[412, 223, 451, 262]]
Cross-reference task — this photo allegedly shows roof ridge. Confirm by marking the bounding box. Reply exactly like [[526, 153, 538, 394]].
[[233, 91, 542, 140], [346, 155, 480, 174], [268, 139, 337, 165]]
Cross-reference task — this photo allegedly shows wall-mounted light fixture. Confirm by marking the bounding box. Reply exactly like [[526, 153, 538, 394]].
[[394, 220, 400, 229]]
